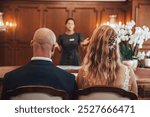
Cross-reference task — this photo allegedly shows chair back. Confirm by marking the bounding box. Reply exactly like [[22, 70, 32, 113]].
[[0, 78, 3, 97], [4, 85, 69, 100], [74, 86, 138, 100]]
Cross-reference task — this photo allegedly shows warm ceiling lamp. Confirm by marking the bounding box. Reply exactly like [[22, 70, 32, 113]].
[[106, 15, 122, 28], [0, 12, 17, 32], [0, 12, 6, 31]]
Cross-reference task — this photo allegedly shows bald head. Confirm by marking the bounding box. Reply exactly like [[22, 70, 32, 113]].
[[31, 28, 56, 58], [33, 28, 56, 45]]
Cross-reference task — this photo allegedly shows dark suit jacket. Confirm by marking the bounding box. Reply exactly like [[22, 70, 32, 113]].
[[1, 60, 76, 99]]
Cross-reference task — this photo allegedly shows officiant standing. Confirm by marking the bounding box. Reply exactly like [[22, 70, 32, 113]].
[[55, 18, 90, 66]]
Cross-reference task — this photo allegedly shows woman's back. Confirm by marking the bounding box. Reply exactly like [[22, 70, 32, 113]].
[[114, 64, 131, 91], [77, 25, 137, 95], [77, 63, 137, 94]]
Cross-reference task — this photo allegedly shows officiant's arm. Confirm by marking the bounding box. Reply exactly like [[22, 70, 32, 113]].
[[55, 42, 62, 52], [80, 37, 90, 47]]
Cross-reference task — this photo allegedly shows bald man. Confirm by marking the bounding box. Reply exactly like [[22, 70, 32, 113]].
[[1, 28, 76, 99]]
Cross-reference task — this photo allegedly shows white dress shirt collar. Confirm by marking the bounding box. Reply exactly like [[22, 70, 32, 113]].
[[31, 57, 52, 62]]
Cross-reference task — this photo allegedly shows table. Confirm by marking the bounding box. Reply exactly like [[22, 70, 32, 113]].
[[57, 65, 80, 73], [135, 68, 150, 97], [0, 66, 19, 78]]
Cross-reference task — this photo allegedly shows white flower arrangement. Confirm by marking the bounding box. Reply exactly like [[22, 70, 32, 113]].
[[137, 51, 150, 60], [146, 51, 150, 58], [137, 51, 150, 67], [114, 20, 150, 60], [137, 52, 145, 60]]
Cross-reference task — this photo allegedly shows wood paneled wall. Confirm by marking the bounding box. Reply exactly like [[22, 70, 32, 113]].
[[132, 0, 150, 50], [0, 0, 132, 65]]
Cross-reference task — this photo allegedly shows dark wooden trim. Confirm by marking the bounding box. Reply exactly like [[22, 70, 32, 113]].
[[73, 86, 138, 100], [0, 0, 128, 2], [3, 85, 69, 100]]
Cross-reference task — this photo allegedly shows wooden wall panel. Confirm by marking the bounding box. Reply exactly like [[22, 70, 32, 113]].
[[136, 4, 150, 28], [15, 44, 32, 65], [44, 7, 69, 64], [132, 0, 150, 50], [72, 7, 98, 61], [0, 44, 13, 66], [14, 5, 41, 65], [100, 8, 112, 25], [0, 32, 13, 43], [73, 8, 98, 37], [15, 5, 41, 43], [115, 8, 127, 24], [44, 7, 69, 37]]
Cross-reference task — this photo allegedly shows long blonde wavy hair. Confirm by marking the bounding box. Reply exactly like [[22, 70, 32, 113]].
[[81, 25, 120, 87]]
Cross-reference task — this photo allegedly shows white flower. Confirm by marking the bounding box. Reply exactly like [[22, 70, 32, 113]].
[[126, 20, 135, 29], [143, 26, 149, 32], [119, 29, 126, 36], [138, 44, 143, 49], [113, 20, 150, 53], [135, 27, 143, 35], [124, 35, 129, 41], [146, 51, 150, 57], [120, 35, 126, 41], [129, 35, 136, 45], [116, 37, 121, 44], [137, 52, 145, 60], [128, 29, 132, 35]]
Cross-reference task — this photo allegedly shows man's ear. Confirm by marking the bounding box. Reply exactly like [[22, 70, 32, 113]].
[[51, 44, 56, 56], [30, 40, 33, 46]]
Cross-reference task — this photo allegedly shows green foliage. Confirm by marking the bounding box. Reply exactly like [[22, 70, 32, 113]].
[[119, 43, 134, 60]]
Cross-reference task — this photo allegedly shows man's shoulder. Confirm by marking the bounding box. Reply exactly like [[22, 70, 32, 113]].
[[54, 66, 75, 78], [3, 64, 28, 79]]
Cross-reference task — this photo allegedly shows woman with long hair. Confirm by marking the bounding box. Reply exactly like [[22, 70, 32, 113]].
[[77, 25, 137, 95]]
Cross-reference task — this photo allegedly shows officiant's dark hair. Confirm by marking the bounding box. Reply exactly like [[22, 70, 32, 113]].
[[65, 18, 76, 25]]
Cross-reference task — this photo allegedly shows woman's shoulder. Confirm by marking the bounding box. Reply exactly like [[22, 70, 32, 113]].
[[75, 32, 81, 35], [120, 62, 133, 71], [58, 34, 68, 42], [78, 67, 86, 75], [77, 67, 87, 89], [78, 66, 88, 79], [118, 63, 131, 78], [119, 63, 128, 71], [75, 32, 83, 37], [119, 63, 133, 80]]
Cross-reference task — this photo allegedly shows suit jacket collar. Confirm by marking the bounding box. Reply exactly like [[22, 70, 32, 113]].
[[31, 57, 52, 62], [29, 60, 54, 66]]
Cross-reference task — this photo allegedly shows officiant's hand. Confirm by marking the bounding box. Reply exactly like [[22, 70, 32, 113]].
[[55, 42, 62, 52], [81, 37, 90, 47]]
